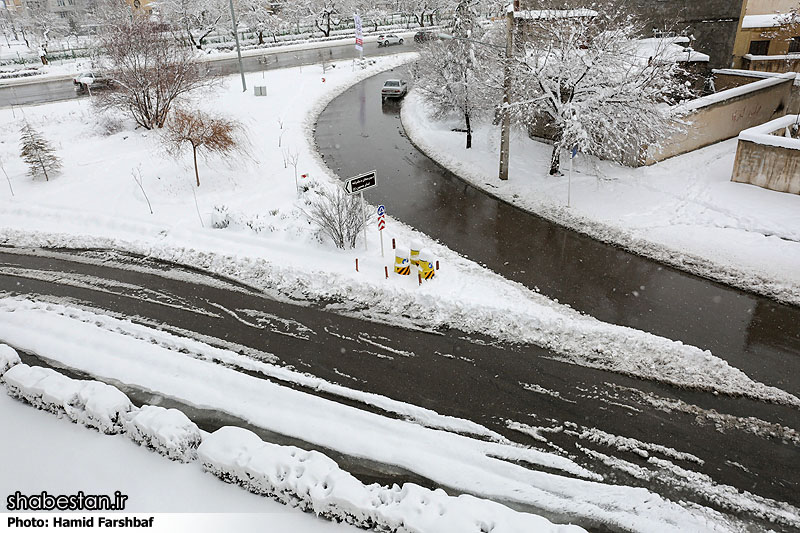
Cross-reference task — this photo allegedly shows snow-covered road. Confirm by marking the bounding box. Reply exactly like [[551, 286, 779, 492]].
[[0, 247, 798, 531]]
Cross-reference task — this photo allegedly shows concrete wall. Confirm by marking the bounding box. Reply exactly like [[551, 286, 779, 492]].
[[644, 74, 796, 164], [712, 69, 800, 113], [732, 139, 800, 193], [743, 0, 798, 17]]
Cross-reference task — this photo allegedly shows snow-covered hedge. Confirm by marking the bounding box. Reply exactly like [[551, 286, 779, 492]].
[[2, 363, 132, 434], [1, 361, 202, 459], [124, 405, 201, 462], [198, 426, 584, 533], [69, 381, 133, 434], [0, 344, 21, 375]]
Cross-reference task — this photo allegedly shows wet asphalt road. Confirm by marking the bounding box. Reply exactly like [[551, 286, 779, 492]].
[[0, 41, 416, 108], [0, 248, 797, 531], [314, 66, 800, 400]]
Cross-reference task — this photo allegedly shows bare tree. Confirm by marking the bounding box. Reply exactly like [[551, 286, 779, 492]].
[[511, 7, 693, 174], [305, 0, 353, 38], [287, 149, 300, 194], [398, 0, 448, 27], [237, 0, 283, 44], [163, 108, 246, 187], [16, 4, 68, 59], [131, 166, 153, 214], [158, 0, 228, 50], [0, 158, 14, 197], [19, 122, 62, 181], [92, 4, 218, 130], [304, 185, 369, 249]]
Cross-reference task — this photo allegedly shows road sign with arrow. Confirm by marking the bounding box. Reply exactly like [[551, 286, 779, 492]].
[[345, 170, 377, 195]]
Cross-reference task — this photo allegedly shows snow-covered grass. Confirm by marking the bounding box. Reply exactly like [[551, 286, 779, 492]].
[[0, 54, 796, 405], [401, 90, 800, 306]]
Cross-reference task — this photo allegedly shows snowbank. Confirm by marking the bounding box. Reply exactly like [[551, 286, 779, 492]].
[[0, 343, 20, 375], [2, 363, 132, 433], [199, 426, 586, 533], [124, 404, 202, 462]]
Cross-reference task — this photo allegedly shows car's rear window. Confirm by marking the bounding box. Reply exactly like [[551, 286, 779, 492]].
[[385, 81, 400, 87]]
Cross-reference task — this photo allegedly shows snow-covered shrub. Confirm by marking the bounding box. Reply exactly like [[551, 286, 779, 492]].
[[3, 364, 134, 434], [198, 426, 583, 533], [0, 344, 21, 376], [66, 381, 134, 434], [124, 405, 202, 462], [2, 364, 80, 414], [211, 205, 231, 228], [96, 113, 125, 136]]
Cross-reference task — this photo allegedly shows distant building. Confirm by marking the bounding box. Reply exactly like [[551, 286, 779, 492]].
[[517, 0, 745, 70], [1, 0, 24, 12], [731, 0, 800, 71]]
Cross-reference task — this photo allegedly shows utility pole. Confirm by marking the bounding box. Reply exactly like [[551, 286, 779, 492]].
[[498, 3, 514, 181], [228, 0, 246, 92]]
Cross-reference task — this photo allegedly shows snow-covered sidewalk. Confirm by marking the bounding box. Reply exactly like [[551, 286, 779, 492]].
[[401, 90, 800, 306], [0, 54, 796, 405]]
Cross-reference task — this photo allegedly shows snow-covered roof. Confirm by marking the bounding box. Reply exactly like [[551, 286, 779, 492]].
[[514, 9, 598, 20], [741, 13, 795, 28], [739, 114, 800, 150], [635, 37, 710, 63]]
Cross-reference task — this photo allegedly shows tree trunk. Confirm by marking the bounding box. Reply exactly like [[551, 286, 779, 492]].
[[37, 151, 48, 181], [465, 111, 472, 149], [258, 30, 264, 45], [193, 145, 200, 187], [549, 145, 561, 176]]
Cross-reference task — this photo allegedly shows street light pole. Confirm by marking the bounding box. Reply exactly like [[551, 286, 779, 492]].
[[228, 0, 246, 92], [498, 4, 514, 181]]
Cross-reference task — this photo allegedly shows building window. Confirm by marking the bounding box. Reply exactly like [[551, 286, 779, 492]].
[[790, 37, 800, 54], [56, 0, 65, 5], [58, 11, 68, 17], [748, 40, 769, 55]]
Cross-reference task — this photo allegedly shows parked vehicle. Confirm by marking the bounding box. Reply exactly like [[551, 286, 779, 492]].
[[73, 71, 113, 92], [381, 79, 408, 99], [377, 34, 404, 47], [414, 31, 437, 43]]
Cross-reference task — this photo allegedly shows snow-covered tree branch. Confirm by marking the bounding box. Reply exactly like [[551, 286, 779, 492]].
[[510, 8, 694, 174], [412, 0, 500, 149]]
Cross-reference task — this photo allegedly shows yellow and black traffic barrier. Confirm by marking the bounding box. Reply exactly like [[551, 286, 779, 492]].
[[410, 240, 421, 267], [394, 247, 411, 275], [419, 249, 435, 280]]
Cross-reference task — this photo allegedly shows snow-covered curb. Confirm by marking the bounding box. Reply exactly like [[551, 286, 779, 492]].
[[400, 90, 800, 306]]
